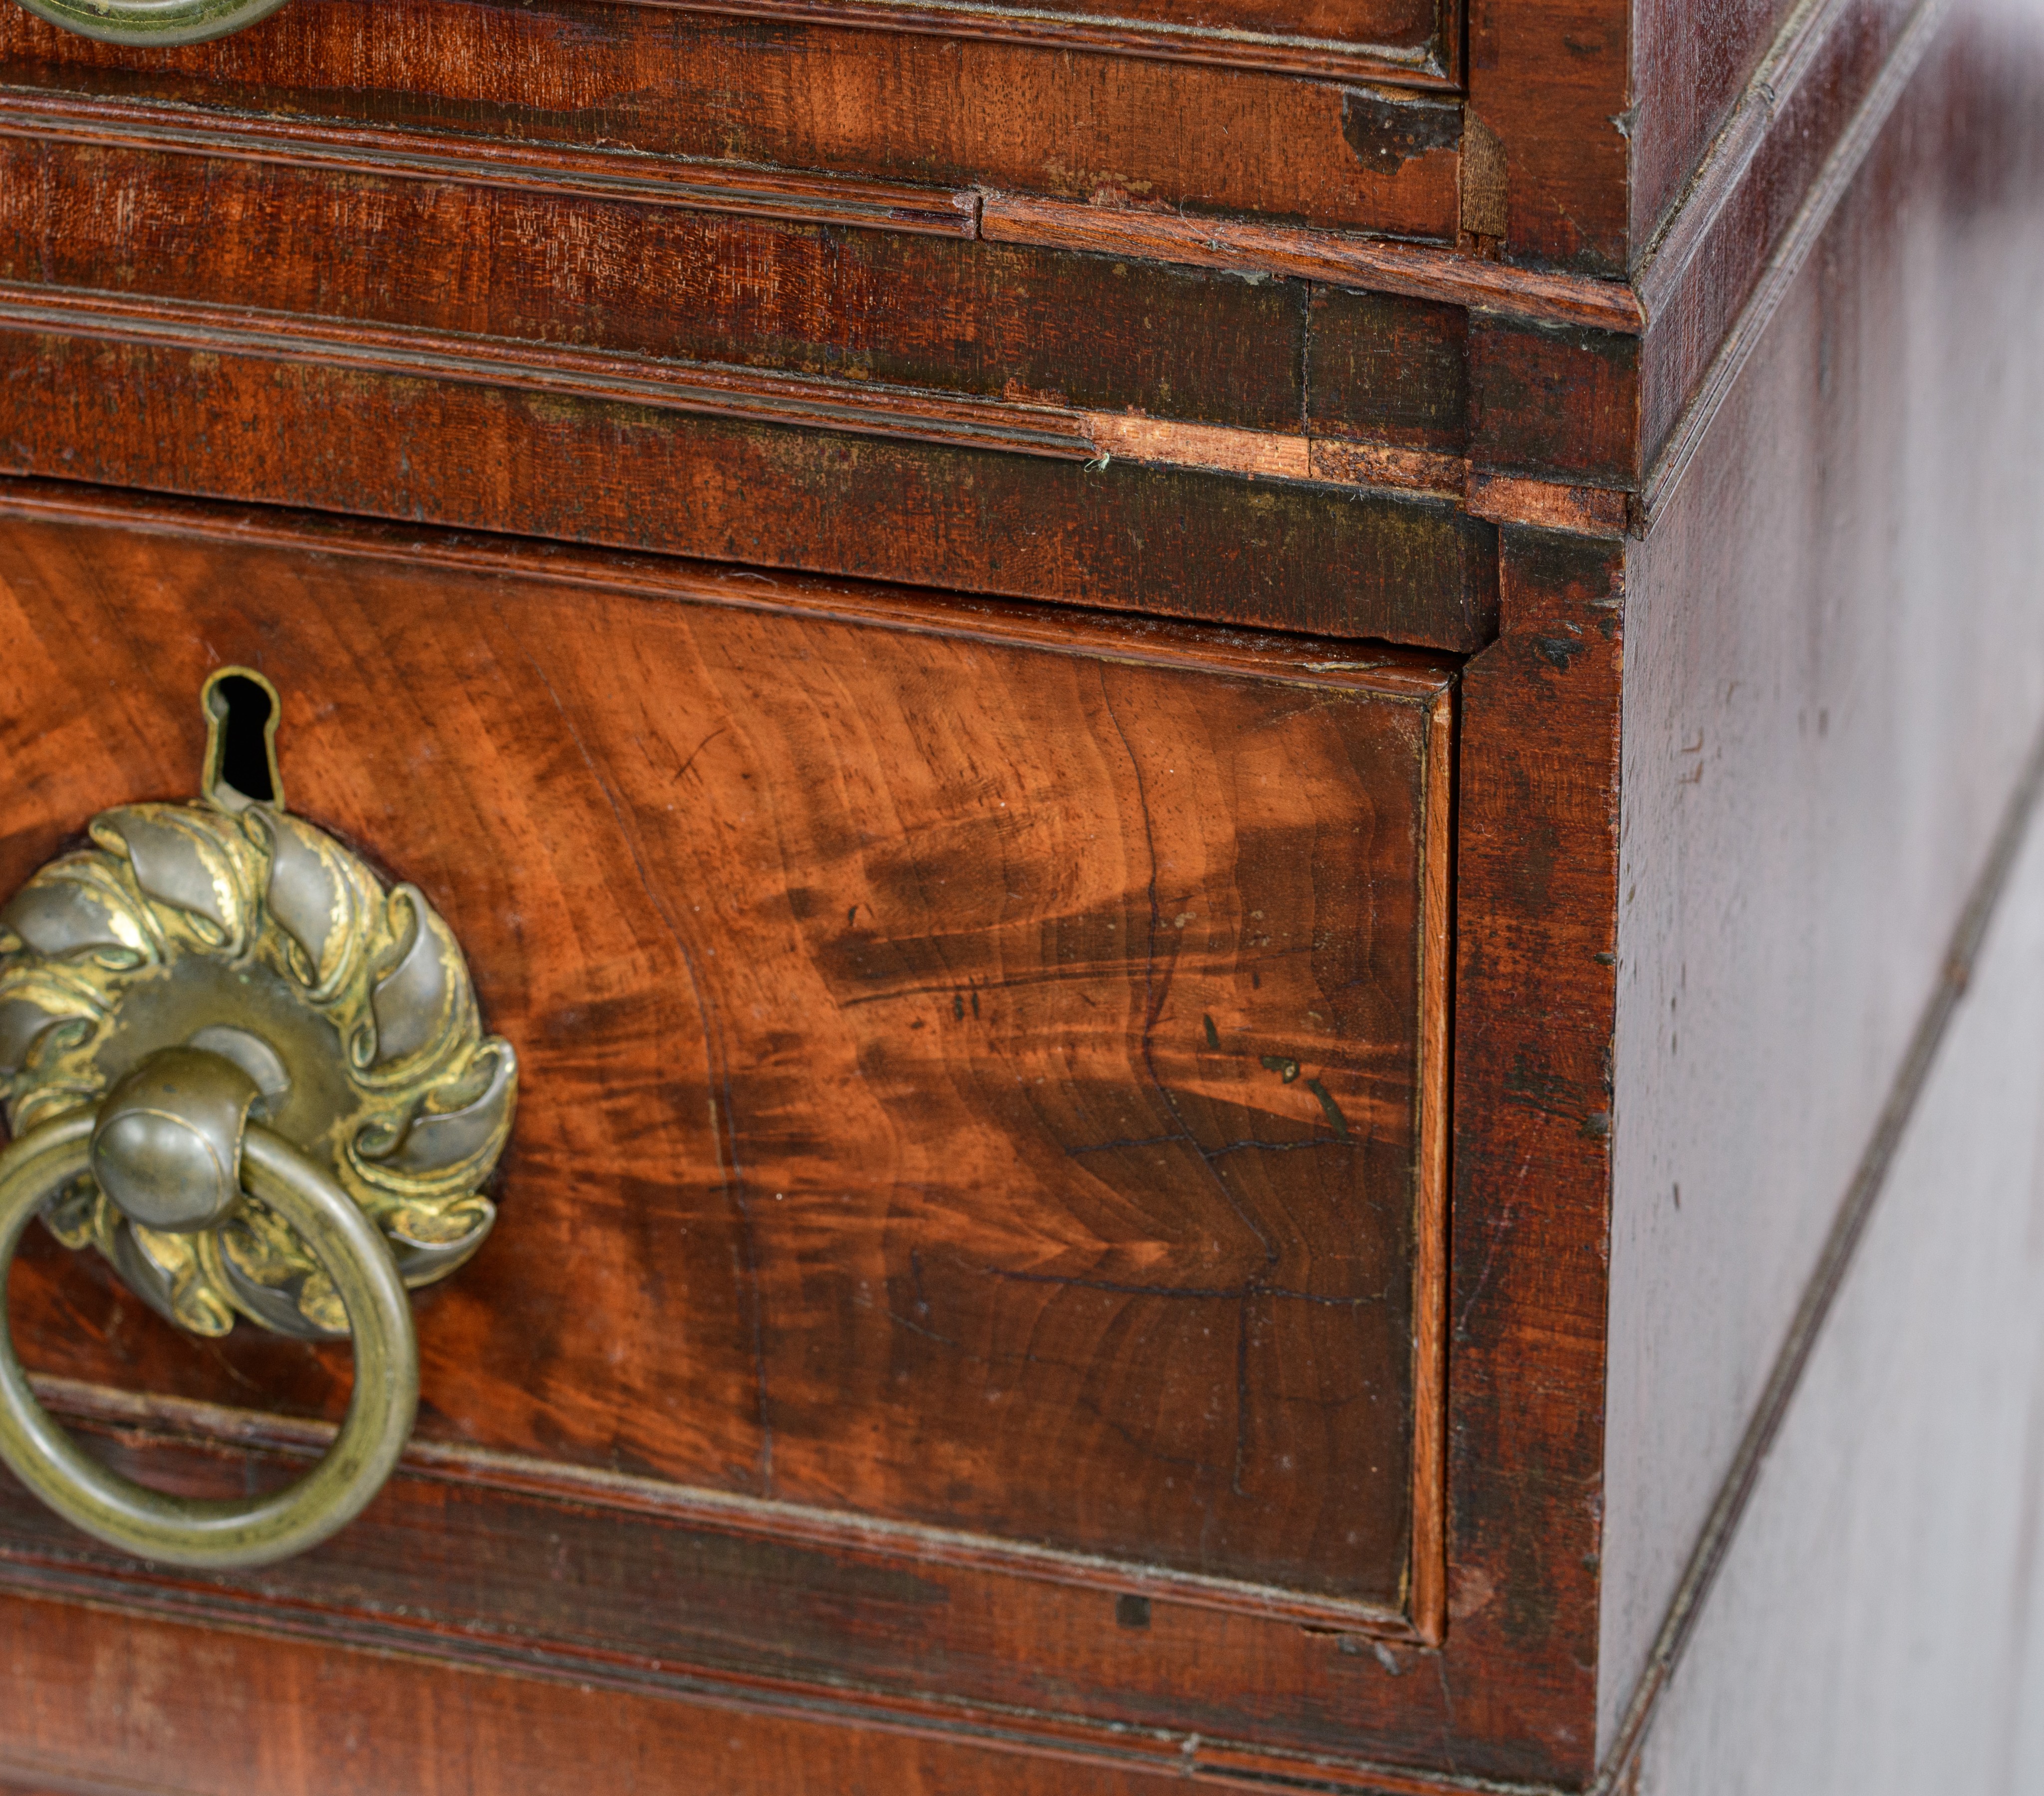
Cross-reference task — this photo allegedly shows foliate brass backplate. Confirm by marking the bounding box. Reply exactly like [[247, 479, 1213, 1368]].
[[0, 800, 515, 1338]]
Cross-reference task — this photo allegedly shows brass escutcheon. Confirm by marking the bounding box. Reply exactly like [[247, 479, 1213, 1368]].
[[0, 668, 516, 1566]]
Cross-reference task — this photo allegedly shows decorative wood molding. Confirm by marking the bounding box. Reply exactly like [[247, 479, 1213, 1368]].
[[0, 477, 1461, 695], [29, 1373, 1443, 1638], [0, 1542, 1520, 1796], [0, 88, 1640, 336], [983, 193, 1646, 333], [646, 0, 1461, 85], [0, 281, 1102, 462], [0, 6, 1463, 243], [0, 89, 983, 239], [1636, 0, 1954, 527]]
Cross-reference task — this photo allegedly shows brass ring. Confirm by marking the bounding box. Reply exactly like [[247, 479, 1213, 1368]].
[[0, 1113, 418, 1569], [9, 0, 291, 47]]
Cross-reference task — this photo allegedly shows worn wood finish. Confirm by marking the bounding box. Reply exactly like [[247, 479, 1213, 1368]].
[[1439, 525, 1624, 1787], [0, 137, 1316, 433], [0, 4, 1463, 236], [0, 0, 2035, 1790], [1307, 287, 1469, 454], [0, 500, 1455, 1616], [978, 192, 1646, 331], [0, 1585, 1227, 1796], [0, 327, 1499, 647], [0, 128, 1493, 462], [1466, 0, 1630, 275], [1469, 317, 1639, 488], [0, 87, 1647, 336], [1629, 0, 1806, 249]]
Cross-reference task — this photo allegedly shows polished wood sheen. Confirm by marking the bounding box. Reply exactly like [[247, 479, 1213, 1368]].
[[2, 0, 2040, 1790], [0, 506, 1454, 1616]]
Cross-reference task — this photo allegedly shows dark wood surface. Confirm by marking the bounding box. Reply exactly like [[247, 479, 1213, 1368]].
[[0, 321, 1500, 647], [0, 5, 1463, 235], [1439, 524, 1625, 1788], [0, 136, 1306, 429], [1629, 0, 1803, 247], [1634, 0, 1935, 485], [1466, 0, 1629, 274], [0, 483, 1615, 1787], [0, 1586, 1219, 1796], [0, 0, 2028, 1790]]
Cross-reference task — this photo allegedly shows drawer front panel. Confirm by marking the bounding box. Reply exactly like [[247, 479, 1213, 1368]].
[[0, 502, 1451, 1615], [0, 3, 1464, 234], [0, 331, 1498, 650]]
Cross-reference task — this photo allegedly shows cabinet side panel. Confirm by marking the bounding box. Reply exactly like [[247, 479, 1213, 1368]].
[[1602, 0, 2044, 1754], [1634, 718, 2044, 1795]]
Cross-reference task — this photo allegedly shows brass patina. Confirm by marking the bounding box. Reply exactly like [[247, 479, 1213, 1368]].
[[8, 0, 293, 49], [0, 667, 514, 1566], [0, 668, 516, 1340]]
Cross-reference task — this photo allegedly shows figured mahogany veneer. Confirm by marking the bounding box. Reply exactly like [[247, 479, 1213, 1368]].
[[0, 504, 1454, 1624], [2, 0, 2034, 1789]]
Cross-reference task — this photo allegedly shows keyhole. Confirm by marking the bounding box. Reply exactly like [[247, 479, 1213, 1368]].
[[201, 667, 285, 811]]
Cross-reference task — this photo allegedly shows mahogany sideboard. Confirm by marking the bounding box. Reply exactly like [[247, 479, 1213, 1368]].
[[0, 0, 2041, 1790]]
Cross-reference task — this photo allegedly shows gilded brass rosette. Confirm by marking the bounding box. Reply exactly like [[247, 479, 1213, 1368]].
[[0, 799, 515, 1339]]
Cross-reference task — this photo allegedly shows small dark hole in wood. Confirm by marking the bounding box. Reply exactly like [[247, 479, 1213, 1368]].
[[1115, 1593, 1151, 1630], [212, 674, 276, 802]]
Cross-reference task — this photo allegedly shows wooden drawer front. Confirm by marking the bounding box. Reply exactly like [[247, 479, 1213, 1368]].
[[0, 502, 1452, 1626], [0, 6, 1463, 232]]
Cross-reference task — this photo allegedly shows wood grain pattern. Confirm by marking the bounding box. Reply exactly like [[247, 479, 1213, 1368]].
[[0, 85, 1648, 337], [1470, 316, 1640, 489], [1307, 286, 1469, 454], [1630, 0, 1809, 248], [0, 1586, 1232, 1796], [1465, 0, 1630, 275], [0, 3, 1462, 237], [1442, 526, 1625, 1787], [980, 192, 1645, 331], [0, 136, 1311, 434], [674, 0, 1456, 82], [0, 500, 1453, 1611], [0, 88, 986, 237], [0, 1384, 1480, 1784], [0, 329, 1499, 646]]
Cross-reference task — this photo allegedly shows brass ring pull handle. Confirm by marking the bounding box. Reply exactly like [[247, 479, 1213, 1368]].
[[11, 0, 290, 48], [0, 1058, 418, 1567], [0, 668, 515, 1565]]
